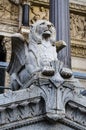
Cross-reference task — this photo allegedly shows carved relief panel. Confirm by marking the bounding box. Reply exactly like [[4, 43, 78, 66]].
[[0, 0, 19, 23], [30, 6, 49, 24], [70, 13, 86, 40], [0, 0, 19, 34], [70, 3, 86, 58]]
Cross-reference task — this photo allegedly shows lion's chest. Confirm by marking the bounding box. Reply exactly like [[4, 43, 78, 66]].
[[38, 43, 57, 66]]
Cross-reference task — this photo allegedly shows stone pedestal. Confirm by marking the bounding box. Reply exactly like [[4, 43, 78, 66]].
[[0, 78, 86, 130]]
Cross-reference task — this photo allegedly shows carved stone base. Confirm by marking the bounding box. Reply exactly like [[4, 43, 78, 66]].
[[0, 78, 86, 130]]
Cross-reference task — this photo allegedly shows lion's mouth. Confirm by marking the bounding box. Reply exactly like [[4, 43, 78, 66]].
[[42, 30, 51, 39]]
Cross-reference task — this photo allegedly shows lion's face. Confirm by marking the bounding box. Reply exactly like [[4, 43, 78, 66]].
[[29, 20, 56, 44]]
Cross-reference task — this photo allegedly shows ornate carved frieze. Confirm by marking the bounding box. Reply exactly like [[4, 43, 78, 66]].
[[71, 39, 86, 58], [0, 86, 45, 130]]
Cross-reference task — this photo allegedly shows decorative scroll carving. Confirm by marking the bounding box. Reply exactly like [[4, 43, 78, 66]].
[[70, 13, 86, 40], [30, 6, 49, 24]]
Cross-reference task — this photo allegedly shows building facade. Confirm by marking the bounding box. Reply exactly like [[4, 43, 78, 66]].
[[0, 1, 86, 130]]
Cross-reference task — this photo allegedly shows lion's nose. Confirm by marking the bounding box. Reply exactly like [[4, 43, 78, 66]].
[[47, 24, 51, 28]]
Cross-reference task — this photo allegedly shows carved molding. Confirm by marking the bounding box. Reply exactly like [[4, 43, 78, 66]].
[[71, 39, 86, 58], [31, 0, 49, 2], [0, 23, 18, 34], [65, 101, 86, 129], [70, 3, 86, 13], [0, 99, 44, 129], [9, 0, 49, 6]]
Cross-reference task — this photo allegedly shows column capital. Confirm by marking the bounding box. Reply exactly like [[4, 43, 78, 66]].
[[22, 0, 30, 5]]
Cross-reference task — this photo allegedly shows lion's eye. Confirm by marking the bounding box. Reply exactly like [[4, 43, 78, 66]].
[[40, 22, 45, 25]]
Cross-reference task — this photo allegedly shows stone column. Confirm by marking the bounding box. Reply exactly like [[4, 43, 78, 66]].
[[20, 1, 30, 40], [22, 2, 30, 26], [49, 0, 71, 68]]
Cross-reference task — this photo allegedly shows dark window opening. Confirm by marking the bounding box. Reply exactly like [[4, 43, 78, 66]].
[[0, 36, 6, 93]]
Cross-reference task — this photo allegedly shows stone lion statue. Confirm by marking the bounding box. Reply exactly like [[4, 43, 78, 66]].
[[8, 20, 73, 90]]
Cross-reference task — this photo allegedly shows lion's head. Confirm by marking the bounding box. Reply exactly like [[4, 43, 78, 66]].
[[29, 20, 56, 45]]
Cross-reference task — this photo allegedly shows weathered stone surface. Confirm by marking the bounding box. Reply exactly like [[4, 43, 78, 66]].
[[15, 122, 75, 130], [8, 20, 72, 91], [0, 1, 86, 127], [0, 77, 86, 129]]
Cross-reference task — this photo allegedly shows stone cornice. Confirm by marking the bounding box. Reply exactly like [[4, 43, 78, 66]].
[[70, 2, 86, 13], [9, 0, 49, 6]]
